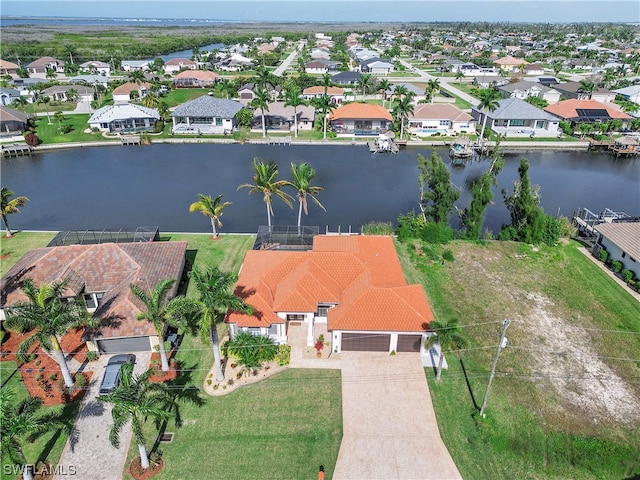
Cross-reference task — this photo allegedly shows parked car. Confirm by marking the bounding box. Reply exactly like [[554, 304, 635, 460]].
[[99, 354, 136, 394]]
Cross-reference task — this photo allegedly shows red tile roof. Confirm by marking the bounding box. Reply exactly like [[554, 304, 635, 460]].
[[113, 82, 152, 95], [329, 102, 393, 121], [227, 236, 433, 332], [174, 70, 218, 80]]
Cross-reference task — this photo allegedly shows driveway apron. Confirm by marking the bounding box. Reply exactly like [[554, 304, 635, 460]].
[[54, 352, 151, 480], [332, 352, 462, 480]]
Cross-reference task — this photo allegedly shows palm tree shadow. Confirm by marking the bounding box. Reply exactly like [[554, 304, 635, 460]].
[[459, 357, 479, 411], [31, 401, 80, 464]]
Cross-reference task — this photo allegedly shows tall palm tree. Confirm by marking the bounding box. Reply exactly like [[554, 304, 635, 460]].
[[283, 85, 306, 138], [65, 88, 78, 104], [130, 278, 193, 372], [578, 79, 595, 99], [217, 78, 233, 99], [189, 193, 231, 238], [250, 87, 270, 138], [189, 266, 254, 382], [237, 159, 293, 227], [128, 69, 145, 85], [1, 187, 29, 237], [141, 93, 159, 108], [393, 83, 408, 101], [37, 94, 52, 124], [4, 279, 89, 388], [426, 79, 440, 102], [377, 78, 391, 107], [358, 73, 373, 99], [392, 96, 415, 139], [53, 111, 65, 130], [424, 319, 468, 380], [0, 389, 60, 480], [253, 65, 273, 90], [477, 88, 501, 146], [290, 162, 326, 230], [321, 72, 332, 95], [311, 94, 336, 140], [455, 70, 465, 82], [97, 364, 173, 470]]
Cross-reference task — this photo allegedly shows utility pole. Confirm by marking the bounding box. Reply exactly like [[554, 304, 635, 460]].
[[479, 319, 510, 417]]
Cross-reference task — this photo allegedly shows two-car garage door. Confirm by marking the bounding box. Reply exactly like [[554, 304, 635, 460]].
[[341, 333, 423, 352], [96, 336, 151, 354]]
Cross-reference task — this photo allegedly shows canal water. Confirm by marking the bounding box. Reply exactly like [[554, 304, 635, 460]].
[[2, 144, 639, 235]]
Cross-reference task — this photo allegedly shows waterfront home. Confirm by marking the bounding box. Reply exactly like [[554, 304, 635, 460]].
[[88, 103, 159, 133], [120, 60, 150, 72], [0, 59, 19, 76], [613, 85, 640, 105], [250, 101, 315, 133], [79, 60, 111, 76], [493, 55, 528, 72], [0, 241, 188, 354], [302, 86, 346, 104], [544, 99, 632, 128], [0, 88, 22, 106], [170, 95, 243, 135], [329, 102, 393, 136], [593, 222, 640, 274], [66, 74, 110, 89], [0, 105, 28, 137], [26, 57, 65, 75], [471, 97, 560, 138], [112, 82, 152, 103], [226, 235, 434, 356], [408, 104, 476, 137], [237, 82, 282, 104], [172, 70, 219, 88], [42, 85, 95, 103], [498, 81, 561, 104], [553, 82, 616, 103], [162, 58, 197, 75]]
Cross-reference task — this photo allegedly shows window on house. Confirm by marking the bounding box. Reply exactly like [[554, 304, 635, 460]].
[[268, 324, 279, 335], [287, 314, 305, 322], [439, 120, 449, 126], [247, 327, 262, 336], [215, 118, 223, 126]]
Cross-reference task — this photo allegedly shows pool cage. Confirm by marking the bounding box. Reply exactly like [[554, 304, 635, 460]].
[[47, 227, 160, 247], [253, 225, 319, 251]]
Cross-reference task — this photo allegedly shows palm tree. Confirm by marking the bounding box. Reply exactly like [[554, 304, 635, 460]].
[[12, 96, 28, 115], [237, 159, 293, 227], [377, 78, 391, 107], [578, 79, 595, 99], [0, 389, 60, 480], [393, 83, 408, 101], [130, 278, 193, 372], [290, 162, 326, 230], [321, 72, 332, 95], [392, 96, 415, 139], [426, 79, 440, 102], [65, 88, 78, 104], [4, 279, 89, 388], [283, 85, 306, 138], [476, 88, 501, 146], [217, 78, 233, 99], [141, 93, 159, 108], [97, 364, 173, 470], [1, 187, 29, 237], [358, 73, 373, 99], [189, 266, 254, 382], [53, 111, 65, 130], [253, 65, 272, 90], [311, 94, 336, 140], [189, 193, 231, 238], [37, 94, 52, 124], [250, 87, 270, 138], [128, 69, 145, 85], [424, 319, 468, 380], [455, 70, 465, 82]]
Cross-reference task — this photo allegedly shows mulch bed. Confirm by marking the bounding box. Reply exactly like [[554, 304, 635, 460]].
[[148, 352, 180, 383], [129, 456, 164, 480]]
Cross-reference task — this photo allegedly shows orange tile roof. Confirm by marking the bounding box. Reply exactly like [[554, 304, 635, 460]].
[[329, 102, 393, 121], [112, 82, 152, 94], [544, 99, 632, 120], [226, 236, 433, 332], [303, 86, 345, 95], [174, 70, 218, 80]]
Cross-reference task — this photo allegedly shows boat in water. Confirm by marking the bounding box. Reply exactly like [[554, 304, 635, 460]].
[[368, 132, 399, 154], [449, 136, 474, 159]]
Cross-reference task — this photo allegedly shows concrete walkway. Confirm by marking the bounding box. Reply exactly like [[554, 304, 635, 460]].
[[54, 352, 151, 480]]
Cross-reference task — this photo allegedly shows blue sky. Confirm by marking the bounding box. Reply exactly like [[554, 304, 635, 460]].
[[1, 0, 637, 23]]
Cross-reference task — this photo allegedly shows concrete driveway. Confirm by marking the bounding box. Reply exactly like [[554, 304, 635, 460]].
[[332, 352, 461, 480], [54, 352, 150, 480]]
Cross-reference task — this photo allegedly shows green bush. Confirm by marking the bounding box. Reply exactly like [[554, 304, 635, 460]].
[[598, 249, 609, 263], [362, 221, 394, 235], [611, 260, 623, 273], [442, 248, 455, 262], [275, 344, 291, 366], [153, 120, 165, 133], [622, 269, 634, 283], [542, 215, 562, 246], [75, 373, 87, 387], [60, 124, 73, 134], [421, 221, 454, 244], [86, 351, 99, 362], [396, 211, 424, 242]]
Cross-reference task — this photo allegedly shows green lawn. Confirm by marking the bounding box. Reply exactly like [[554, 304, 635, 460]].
[[1, 231, 56, 276], [33, 115, 108, 144]]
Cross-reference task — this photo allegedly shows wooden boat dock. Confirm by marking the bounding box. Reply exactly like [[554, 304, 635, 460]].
[[268, 136, 291, 145], [573, 207, 632, 236], [1, 143, 31, 157], [121, 136, 141, 146]]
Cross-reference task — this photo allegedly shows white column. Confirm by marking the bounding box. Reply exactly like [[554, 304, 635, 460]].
[[306, 313, 314, 347]]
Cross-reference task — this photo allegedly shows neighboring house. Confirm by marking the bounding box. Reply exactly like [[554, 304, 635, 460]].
[[0, 59, 19, 76], [593, 222, 640, 274], [226, 235, 434, 355], [359, 58, 394, 75], [408, 104, 476, 137], [613, 85, 640, 105], [473, 76, 510, 88], [170, 95, 243, 134], [172, 70, 219, 88], [88, 103, 159, 133], [79, 60, 111, 76], [498, 81, 561, 104], [331, 71, 361, 86], [0, 241, 188, 354], [237, 82, 281, 104], [390, 83, 425, 103], [0, 105, 28, 136], [42, 85, 95, 103], [212, 53, 254, 72], [65, 74, 110, 89], [162, 58, 197, 74], [120, 60, 150, 72], [250, 101, 315, 132], [0, 88, 22, 106], [471, 97, 560, 137], [493, 55, 529, 72], [544, 99, 632, 127], [112, 82, 152, 103], [329, 102, 393, 136], [310, 48, 331, 60], [523, 63, 545, 76], [26, 57, 65, 75], [553, 81, 616, 103], [305, 61, 329, 75], [302, 86, 346, 104]]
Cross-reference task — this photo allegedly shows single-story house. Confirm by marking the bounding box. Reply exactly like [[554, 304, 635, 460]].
[[120, 60, 150, 72], [65, 75, 110, 89], [471, 97, 560, 137], [250, 101, 315, 132], [493, 55, 528, 72], [42, 85, 95, 103], [0, 241, 188, 354], [498, 81, 561, 104], [170, 95, 243, 134], [163, 58, 198, 74], [0, 88, 22, 106], [302, 86, 346, 104], [305, 61, 329, 75], [226, 235, 434, 355], [26, 57, 65, 75], [408, 104, 476, 137], [237, 82, 281, 104], [553, 82, 616, 103], [329, 102, 393, 136], [544, 99, 632, 127], [331, 71, 361, 86], [112, 82, 152, 103], [0, 106, 29, 136], [79, 60, 111, 76], [613, 85, 640, 105], [172, 70, 219, 88], [0, 59, 20, 76], [473, 76, 510, 88], [593, 222, 640, 274], [523, 63, 545, 76], [88, 103, 159, 133], [359, 58, 394, 75]]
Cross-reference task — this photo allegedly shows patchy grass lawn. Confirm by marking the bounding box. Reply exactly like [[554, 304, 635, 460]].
[[33, 115, 106, 144], [1, 231, 56, 276], [396, 238, 640, 479]]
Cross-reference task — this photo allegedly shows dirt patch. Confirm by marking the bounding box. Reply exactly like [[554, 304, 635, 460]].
[[129, 456, 164, 480], [204, 359, 287, 397], [148, 352, 180, 384]]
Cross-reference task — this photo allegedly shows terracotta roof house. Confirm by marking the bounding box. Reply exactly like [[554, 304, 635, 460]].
[[471, 97, 560, 138], [498, 80, 561, 104], [79, 60, 111, 76], [42, 85, 95, 103], [226, 235, 434, 355], [0, 105, 29, 137], [26, 57, 65, 74], [250, 101, 315, 133], [162, 58, 198, 74], [302, 86, 346, 104], [88, 103, 159, 133], [0, 59, 20, 75], [408, 104, 476, 137], [172, 70, 219, 88], [493, 55, 528, 72], [593, 222, 640, 273], [329, 102, 393, 136], [170, 95, 243, 134], [1, 241, 188, 353], [112, 82, 152, 103], [544, 99, 632, 127], [553, 82, 616, 103]]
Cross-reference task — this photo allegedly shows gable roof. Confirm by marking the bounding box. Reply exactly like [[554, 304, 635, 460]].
[[112, 82, 152, 95], [329, 102, 393, 121], [409, 104, 473, 122], [164, 58, 197, 66], [27, 57, 64, 68], [494, 55, 528, 66], [595, 222, 640, 261], [226, 236, 433, 332], [0, 105, 29, 124], [0, 59, 19, 69], [473, 97, 558, 120], [544, 99, 632, 121], [553, 81, 613, 95], [170, 95, 243, 118], [1, 242, 188, 339]]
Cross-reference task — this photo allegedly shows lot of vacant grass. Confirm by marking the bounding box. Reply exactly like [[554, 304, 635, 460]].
[[33, 115, 107, 144], [396, 238, 640, 479], [1, 231, 56, 276]]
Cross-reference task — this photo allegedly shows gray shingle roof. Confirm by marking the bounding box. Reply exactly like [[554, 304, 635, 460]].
[[473, 97, 557, 121], [595, 222, 640, 261], [171, 95, 244, 118]]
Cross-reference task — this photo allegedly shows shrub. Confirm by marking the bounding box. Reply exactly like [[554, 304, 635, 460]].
[[314, 340, 324, 352], [206, 379, 212, 386], [611, 260, 623, 273], [390, 350, 396, 356], [60, 124, 73, 134], [86, 351, 99, 362], [598, 249, 608, 263], [622, 269, 634, 283], [421, 221, 454, 244], [49, 373, 58, 382], [24, 132, 41, 146], [442, 248, 455, 262], [362, 221, 394, 235], [275, 344, 291, 366], [153, 120, 165, 133], [542, 215, 562, 246], [35, 374, 44, 382], [396, 211, 424, 242], [75, 373, 87, 388]]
